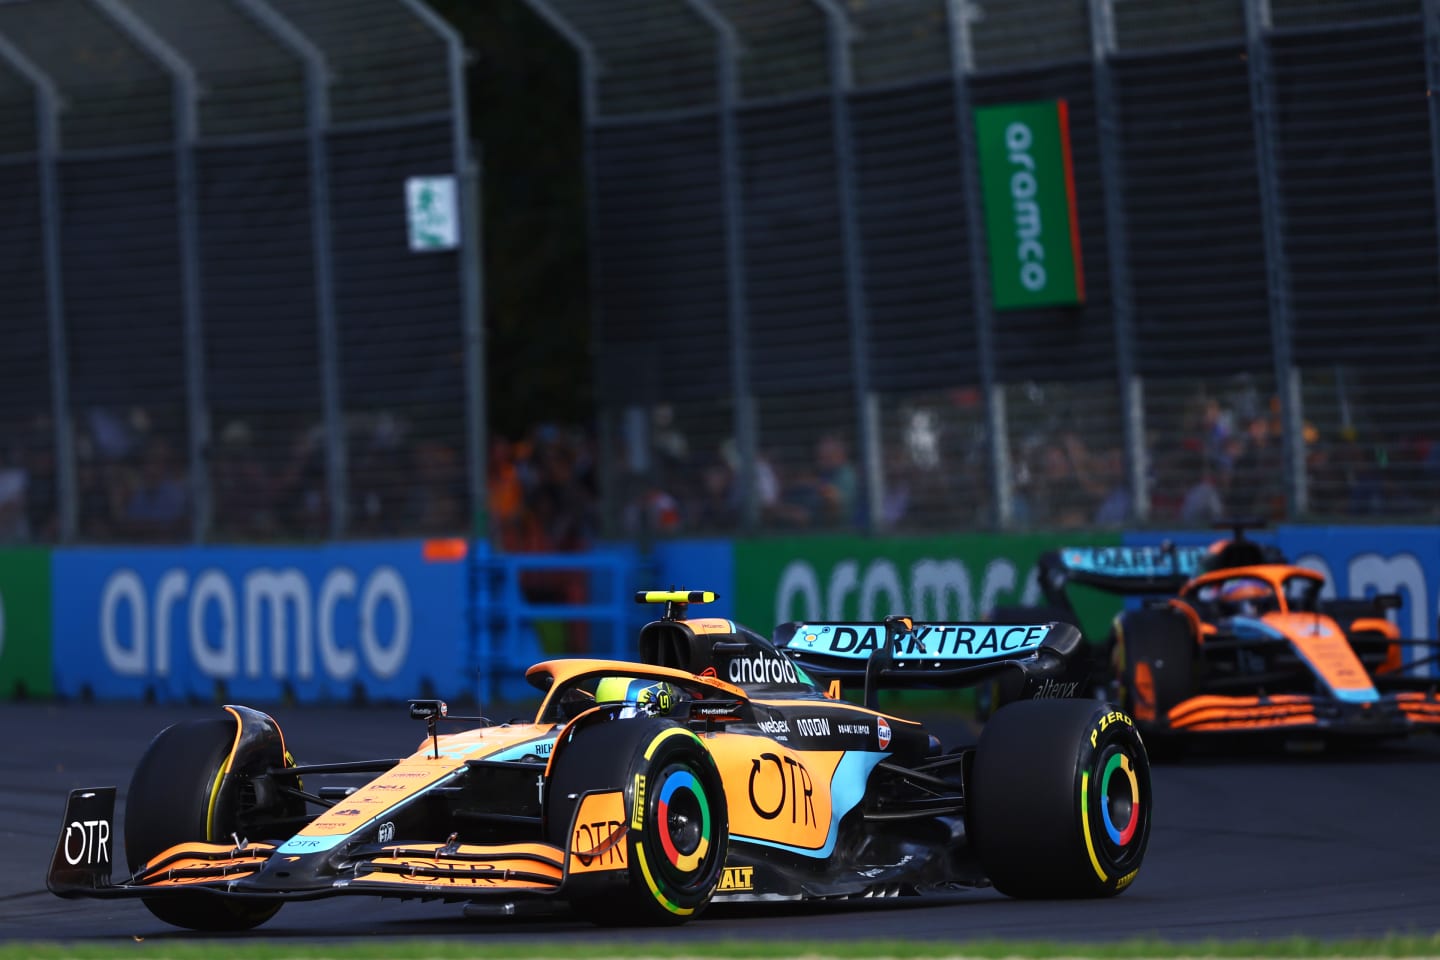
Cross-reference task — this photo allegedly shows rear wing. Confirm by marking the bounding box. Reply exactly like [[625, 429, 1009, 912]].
[[774, 616, 1088, 710], [1036, 545, 1209, 604]]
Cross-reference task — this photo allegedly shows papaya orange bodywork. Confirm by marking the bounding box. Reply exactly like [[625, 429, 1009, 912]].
[[566, 791, 628, 875], [1131, 662, 1156, 722], [1167, 694, 1318, 731], [702, 736, 842, 852], [1267, 613, 1375, 698], [356, 841, 564, 890]]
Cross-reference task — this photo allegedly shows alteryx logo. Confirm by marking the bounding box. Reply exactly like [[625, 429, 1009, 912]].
[[54, 544, 468, 701]]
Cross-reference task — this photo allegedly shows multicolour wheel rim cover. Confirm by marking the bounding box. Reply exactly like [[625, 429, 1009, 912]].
[[656, 768, 710, 872], [1100, 752, 1140, 847]]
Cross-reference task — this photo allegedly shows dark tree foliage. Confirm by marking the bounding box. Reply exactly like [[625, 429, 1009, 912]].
[[427, 0, 591, 436]]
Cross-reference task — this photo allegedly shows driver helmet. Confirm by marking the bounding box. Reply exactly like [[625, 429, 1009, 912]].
[[594, 676, 681, 718], [1218, 577, 1272, 618]]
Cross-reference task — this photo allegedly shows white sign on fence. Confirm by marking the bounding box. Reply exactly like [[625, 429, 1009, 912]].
[[405, 175, 459, 252]]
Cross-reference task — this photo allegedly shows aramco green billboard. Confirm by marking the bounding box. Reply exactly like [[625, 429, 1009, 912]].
[[0, 548, 52, 698], [974, 100, 1085, 309], [732, 534, 1122, 647]]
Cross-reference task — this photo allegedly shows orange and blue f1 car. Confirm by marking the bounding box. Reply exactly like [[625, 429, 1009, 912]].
[[1028, 528, 1440, 741], [48, 591, 1151, 930]]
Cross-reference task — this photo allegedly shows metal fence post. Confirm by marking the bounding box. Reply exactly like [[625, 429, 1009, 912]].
[[684, 0, 758, 531], [0, 32, 75, 542], [90, 0, 211, 542], [1088, 0, 1148, 522], [232, 0, 348, 540], [809, 0, 880, 532], [1244, 0, 1305, 517], [460, 149, 486, 540], [400, 0, 486, 543], [945, 0, 1013, 529]]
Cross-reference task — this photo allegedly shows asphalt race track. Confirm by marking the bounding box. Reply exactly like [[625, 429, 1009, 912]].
[[4, 701, 1440, 946]]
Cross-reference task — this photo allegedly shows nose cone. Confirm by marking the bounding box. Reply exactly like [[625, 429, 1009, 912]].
[[242, 845, 348, 893]]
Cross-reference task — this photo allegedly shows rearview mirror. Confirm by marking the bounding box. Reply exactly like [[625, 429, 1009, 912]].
[[409, 699, 447, 721]]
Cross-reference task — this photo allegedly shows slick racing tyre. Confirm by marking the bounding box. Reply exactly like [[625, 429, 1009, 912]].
[[125, 716, 284, 931], [968, 698, 1152, 899], [1111, 608, 1193, 740], [547, 717, 728, 926]]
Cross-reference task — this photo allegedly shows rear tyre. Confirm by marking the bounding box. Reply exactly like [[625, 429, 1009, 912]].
[[968, 699, 1151, 899], [125, 717, 283, 931], [547, 717, 728, 926]]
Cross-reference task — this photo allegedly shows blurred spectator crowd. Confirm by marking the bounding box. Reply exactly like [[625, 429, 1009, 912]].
[[2, 388, 1439, 546], [0, 407, 600, 548], [610, 386, 1440, 537]]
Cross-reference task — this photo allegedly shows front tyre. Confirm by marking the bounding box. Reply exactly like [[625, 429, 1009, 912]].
[[1111, 608, 1194, 759], [1111, 609, 1194, 725], [125, 716, 283, 931], [547, 718, 728, 925], [968, 699, 1151, 899]]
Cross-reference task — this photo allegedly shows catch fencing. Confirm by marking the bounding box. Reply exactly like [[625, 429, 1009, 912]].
[[0, 0, 482, 544], [4, 0, 1438, 545], [527, 0, 1440, 536]]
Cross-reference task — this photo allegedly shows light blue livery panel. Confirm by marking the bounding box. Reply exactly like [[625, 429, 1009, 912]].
[[1058, 545, 1207, 579], [784, 622, 1052, 660]]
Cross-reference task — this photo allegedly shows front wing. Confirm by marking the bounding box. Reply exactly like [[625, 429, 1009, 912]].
[[1162, 691, 1440, 734], [48, 780, 941, 908], [48, 786, 606, 904]]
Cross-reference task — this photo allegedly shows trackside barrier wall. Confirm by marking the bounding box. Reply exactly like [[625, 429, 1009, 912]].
[[51, 541, 470, 703], [0, 547, 53, 698], [648, 539, 737, 621], [16, 528, 1440, 702], [473, 546, 647, 704]]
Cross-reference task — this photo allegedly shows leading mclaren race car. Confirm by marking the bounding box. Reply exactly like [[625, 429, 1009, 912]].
[[1016, 527, 1440, 742], [48, 591, 1151, 930]]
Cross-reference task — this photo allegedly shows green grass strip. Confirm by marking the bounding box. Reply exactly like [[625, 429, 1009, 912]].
[[3, 936, 1440, 960]]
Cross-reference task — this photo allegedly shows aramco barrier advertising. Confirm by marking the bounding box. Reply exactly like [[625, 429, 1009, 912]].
[[0, 548, 53, 698], [51, 542, 470, 702], [16, 527, 1440, 703], [974, 99, 1085, 309]]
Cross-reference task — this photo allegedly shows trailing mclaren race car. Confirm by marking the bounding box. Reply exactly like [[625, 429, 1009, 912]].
[[1028, 527, 1440, 741], [49, 591, 1151, 930]]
